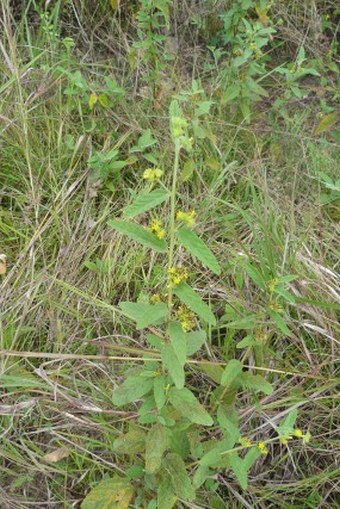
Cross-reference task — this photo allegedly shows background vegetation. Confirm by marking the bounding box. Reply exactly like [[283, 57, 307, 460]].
[[0, 0, 339, 508]]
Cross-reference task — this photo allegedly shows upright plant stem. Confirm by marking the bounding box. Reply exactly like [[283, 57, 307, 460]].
[[167, 141, 180, 316]]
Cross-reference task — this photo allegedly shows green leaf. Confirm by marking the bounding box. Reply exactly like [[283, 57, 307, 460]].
[[221, 359, 243, 387], [145, 424, 169, 473], [177, 227, 221, 275], [186, 330, 206, 356], [222, 83, 241, 103], [315, 112, 338, 135], [119, 302, 167, 329], [161, 344, 185, 389], [227, 453, 248, 490], [168, 387, 213, 426], [240, 373, 273, 395], [108, 220, 167, 252], [193, 465, 211, 488], [174, 282, 216, 326], [269, 310, 291, 336], [243, 263, 266, 291], [130, 129, 157, 153], [153, 375, 166, 410], [81, 476, 134, 509], [162, 453, 196, 501], [124, 189, 169, 218], [112, 375, 153, 406], [277, 408, 298, 437], [243, 446, 261, 471], [157, 478, 177, 509], [112, 428, 146, 454], [168, 321, 186, 365]]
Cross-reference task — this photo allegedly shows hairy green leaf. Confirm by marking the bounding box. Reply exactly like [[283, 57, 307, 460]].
[[186, 330, 206, 356], [177, 227, 221, 275], [157, 477, 177, 509], [168, 387, 213, 426], [161, 344, 185, 389], [145, 424, 169, 473], [112, 375, 153, 406], [240, 373, 273, 395], [108, 220, 167, 252], [124, 189, 169, 218], [174, 283, 216, 326], [119, 301, 167, 329], [221, 359, 243, 387], [81, 476, 134, 509], [112, 428, 145, 454], [162, 453, 196, 501], [168, 321, 186, 365]]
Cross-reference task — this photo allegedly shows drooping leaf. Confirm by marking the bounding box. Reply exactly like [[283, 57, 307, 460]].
[[81, 476, 134, 509], [174, 282, 216, 326], [177, 227, 221, 275], [168, 321, 186, 365], [124, 189, 169, 218], [145, 424, 169, 473], [186, 330, 206, 356], [108, 220, 167, 252], [112, 375, 153, 406], [161, 344, 185, 389], [240, 373, 273, 395], [168, 387, 213, 426], [119, 301, 167, 329], [162, 453, 196, 501], [221, 359, 243, 387]]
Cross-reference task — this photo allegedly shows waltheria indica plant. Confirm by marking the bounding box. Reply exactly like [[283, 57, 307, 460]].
[[81, 101, 310, 509]]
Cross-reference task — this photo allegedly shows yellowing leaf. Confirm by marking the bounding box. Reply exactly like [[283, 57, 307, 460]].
[[88, 93, 98, 110], [43, 447, 69, 463], [315, 112, 338, 135], [98, 94, 109, 108], [110, 0, 120, 10], [0, 254, 6, 275], [81, 476, 134, 509]]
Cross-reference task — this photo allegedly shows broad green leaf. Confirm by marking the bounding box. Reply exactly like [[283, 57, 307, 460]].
[[168, 321, 186, 365], [108, 220, 167, 252], [174, 283, 216, 326], [315, 112, 338, 135], [243, 263, 267, 290], [243, 446, 261, 471], [153, 375, 166, 410], [124, 189, 169, 218], [186, 330, 206, 356], [177, 227, 221, 275], [193, 465, 210, 488], [162, 344, 185, 389], [81, 476, 134, 509], [240, 373, 273, 395], [145, 424, 169, 473], [162, 453, 196, 501], [112, 375, 153, 406], [269, 310, 291, 336], [157, 477, 177, 509], [277, 408, 298, 437], [200, 363, 223, 384], [221, 359, 243, 387], [222, 83, 241, 103], [168, 387, 213, 426], [227, 453, 248, 489], [130, 129, 157, 152], [119, 302, 167, 329], [113, 428, 146, 454]]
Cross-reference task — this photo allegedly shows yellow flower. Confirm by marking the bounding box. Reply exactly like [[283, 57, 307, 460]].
[[267, 278, 278, 293], [293, 428, 303, 438], [143, 167, 163, 182], [148, 219, 165, 240], [176, 305, 195, 331], [257, 442, 269, 455], [268, 299, 283, 313], [280, 436, 290, 445], [176, 209, 196, 227], [239, 437, 253, 448], [150, 293, 163, 303], [168, 266, 188, 287]]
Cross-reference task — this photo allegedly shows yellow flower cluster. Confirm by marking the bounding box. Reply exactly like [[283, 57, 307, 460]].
[[150, 293, 166, 304], [143, 167, 163, 182], [239, 437, 253, 448], [168, 266, 188, 287], [176, 209, 196, 227], [257, 441, 269, 455], [268, 299, 283, 313], [280, 428, 310, 445], [176, 305, 195, 332], [148, 219, 165, 239]]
